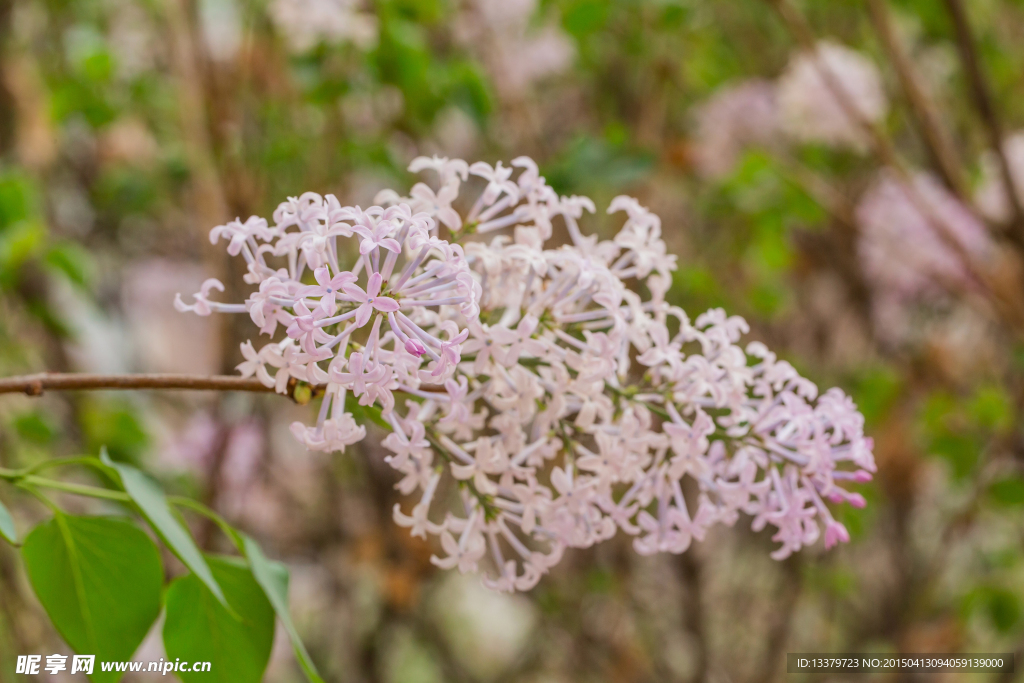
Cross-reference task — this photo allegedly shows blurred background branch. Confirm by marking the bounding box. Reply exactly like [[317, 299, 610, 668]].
[[941, 0, 1024, 242], [865, 0, 968, 200]]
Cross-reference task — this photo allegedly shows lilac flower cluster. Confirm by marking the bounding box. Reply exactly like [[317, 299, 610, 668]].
[[178, 156, 875, 591]]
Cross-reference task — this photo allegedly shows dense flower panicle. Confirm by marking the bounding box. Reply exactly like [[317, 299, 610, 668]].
[[179, 155, 875, 591], [777, 40, 888, 151]]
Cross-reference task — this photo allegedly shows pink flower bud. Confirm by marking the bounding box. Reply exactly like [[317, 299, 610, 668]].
[[405, 339, 427, 357], [823, 520, 850, 549]]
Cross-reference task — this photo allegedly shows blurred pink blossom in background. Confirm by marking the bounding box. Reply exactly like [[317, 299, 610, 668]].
[[777, 41, 888, 151], [856, 170, 993, 338], [123, 259, 221, 375], [456, 0, 575, 98], [975, 130, 1024, 223], [691, 79, 780, 179], [270, 0, 379, 53]]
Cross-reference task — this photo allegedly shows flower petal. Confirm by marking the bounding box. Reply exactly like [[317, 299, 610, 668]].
[[354, 303, 372, 328], [342, 282, 367, 300], [373, 297, 400, 313], [366, 272, 383, 298]]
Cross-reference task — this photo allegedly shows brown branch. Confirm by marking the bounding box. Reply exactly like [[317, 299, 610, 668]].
[[941, 0, 1024, 240], [0, 372, 277, 397], [866, 0, 969, 200], [0, 372, 449, 401]]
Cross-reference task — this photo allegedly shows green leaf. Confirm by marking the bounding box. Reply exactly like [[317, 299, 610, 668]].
[[0, 220, 46, 284], [990, 477, 1024, 507], [12, 410, 58, 445], [21, 515, 163, 683], [968, 385, 1014, 434], [986, 587, 1022, 633], [562, 0, 609, 36], [850, 366, 902, 428], [543, 136, 653, 195], [83, 403, 148, 465], [163, 555, 275, 683], [100, 450, 227, 607], [243, 535, 324, 683], [45, 241, 95, 290], [346, 393, 391, 431], [0, 497, 16, 544], [0, 170, 38, 230]]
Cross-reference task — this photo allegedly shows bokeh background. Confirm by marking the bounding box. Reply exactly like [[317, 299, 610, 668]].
[[1, 0, 1024, 681]]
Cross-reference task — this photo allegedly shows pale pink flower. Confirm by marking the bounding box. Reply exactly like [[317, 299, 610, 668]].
[[300, 267, 356, 315], [173, 278, 226, 316], [343, 272, 400, 327], [209, 216, 274, 256], [290, 413, 366, 453], [352, 219, 401, 255], [246, 277, 296, 336], [236, 341, 276, 387], [469, 161, 520, 207], [329, 351, 388, 401], [431, 324, 470, 377], [455, 0, 574, 97], [410, 182, 462, 231], [408, 155, 469, 185]]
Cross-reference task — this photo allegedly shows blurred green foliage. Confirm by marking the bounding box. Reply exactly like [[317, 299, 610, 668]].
[[0, 171, 46, 287], [81, 402, 150, 465], [919, 384, 1014, 480], [11, 410, 58, 445]]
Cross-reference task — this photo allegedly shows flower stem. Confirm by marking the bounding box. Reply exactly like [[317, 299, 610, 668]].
[[13, 476, 132, 502]]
